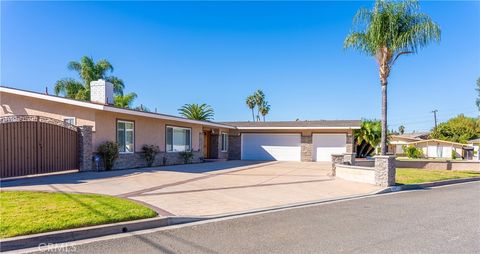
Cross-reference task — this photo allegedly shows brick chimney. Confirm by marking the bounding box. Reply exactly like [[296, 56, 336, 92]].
[[90, 79, 114, 105]]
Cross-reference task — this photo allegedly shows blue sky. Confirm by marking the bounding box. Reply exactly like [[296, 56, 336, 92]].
[[2, 1, 479, 132]]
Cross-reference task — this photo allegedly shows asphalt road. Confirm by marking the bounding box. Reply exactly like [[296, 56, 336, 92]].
[[30, 182, 479, 254]]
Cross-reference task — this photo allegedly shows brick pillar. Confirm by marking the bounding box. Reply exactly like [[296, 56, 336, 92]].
[[78, 125, 93, 172], [343, 153, 356, 165], [199, 131, 204, 159], [374, 156, 396, 187], [301, 135, 313, 162], [346, 132, 355, 153], [331, 154, 344, 176], [210, 134, 219, 159], [228, 134, 241, 160]]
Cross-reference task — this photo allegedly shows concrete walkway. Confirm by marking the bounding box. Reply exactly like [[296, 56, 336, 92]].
[[1, 161, 381, 217]]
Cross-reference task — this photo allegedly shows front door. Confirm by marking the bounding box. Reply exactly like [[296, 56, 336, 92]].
[[203, 131, 211, 158]]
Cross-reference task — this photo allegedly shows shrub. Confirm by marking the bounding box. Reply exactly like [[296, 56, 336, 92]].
[[451, 150, 457, 160], [179, 151, 194, 164], [142, 145, 160, 167], [97, 141, 119, 170], [403, 145, 423, 159]]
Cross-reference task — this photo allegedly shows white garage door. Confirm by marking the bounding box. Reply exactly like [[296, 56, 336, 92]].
[[241, 133, 301, 161], [313, 134, 347, 161]]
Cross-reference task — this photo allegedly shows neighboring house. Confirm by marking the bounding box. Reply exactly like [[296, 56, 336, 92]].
[[0, 81, 360, 177], [407, 139, 465, 159], [388, 132, 429, 155], [468, 138, 480, 160]]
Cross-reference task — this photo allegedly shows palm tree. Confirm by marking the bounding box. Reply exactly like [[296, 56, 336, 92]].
[[178, 103, 214, 121], [254, 90, 265, 122], [259, 101, 271, 121], [398, 125, 405, 135], [54, 56, 125, 100], [344, 0, 440, 155], [355, 120, 382, 157], [246, 95, 256, 121], [114, 92, 137, 108]]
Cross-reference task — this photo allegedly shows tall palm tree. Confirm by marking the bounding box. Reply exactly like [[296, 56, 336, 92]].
[[254, 90, 265, 122], [54, 56, 125, 100], [344, 0, 440, 155], [114, 92, 137, 108], [259, 101, 271, 122], [178, 103, 214, 121], [246, 95, 256, 121], [398, 125, 405, 135]]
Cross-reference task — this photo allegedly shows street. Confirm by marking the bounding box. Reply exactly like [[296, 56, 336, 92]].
[[30, 182, 480, 254]]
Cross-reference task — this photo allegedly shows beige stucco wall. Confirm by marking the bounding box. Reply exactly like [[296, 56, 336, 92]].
[[0, 92, 204, 152], [94, 110, 202, 152], [0, 93, 96, 128]]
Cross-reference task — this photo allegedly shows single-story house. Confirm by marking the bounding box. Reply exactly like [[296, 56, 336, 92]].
[[0, 81, 360, 177], [388, 133, 427, 155], [407, 139, 465, 159]]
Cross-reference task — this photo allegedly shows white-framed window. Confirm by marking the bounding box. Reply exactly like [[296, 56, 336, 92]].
[[117, 120, 134, 153], [221, 132, 228, 152], [166, 126, 191, 152], [63, 117, 76, 125]]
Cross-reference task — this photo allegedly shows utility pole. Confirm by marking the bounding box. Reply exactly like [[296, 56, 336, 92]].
[[431, 109, 438, 129]]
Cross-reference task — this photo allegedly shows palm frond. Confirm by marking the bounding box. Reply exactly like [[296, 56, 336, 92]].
[[105, 76, 125, 95], [53, 78, 85, 99], [114, 92, 137, 108], [178, 103, 214, 121]]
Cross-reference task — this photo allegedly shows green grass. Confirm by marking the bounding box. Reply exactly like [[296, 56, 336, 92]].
[[0, 191, 157, 238], [396, 168, 480, 185]]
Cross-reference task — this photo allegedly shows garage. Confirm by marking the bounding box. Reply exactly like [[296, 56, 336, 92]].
[[313, 134, 347, 161], [241, 133, 301, 161]]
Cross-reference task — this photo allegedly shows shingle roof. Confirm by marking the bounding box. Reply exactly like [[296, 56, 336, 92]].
[[220, 120, 361, 129]]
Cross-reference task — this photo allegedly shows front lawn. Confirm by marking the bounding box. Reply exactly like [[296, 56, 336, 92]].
[[396, 168, 480, 185], [0, 191, 157, 238]]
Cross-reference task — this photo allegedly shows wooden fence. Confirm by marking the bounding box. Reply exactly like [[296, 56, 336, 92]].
[[0, 116, 78, 178]]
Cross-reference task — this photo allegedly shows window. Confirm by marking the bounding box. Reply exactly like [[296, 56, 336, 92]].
[[221, 132, 228, 152], [166, 126, 191, 152], [117, 120, 134, 153], [63, 117, 76, 125]]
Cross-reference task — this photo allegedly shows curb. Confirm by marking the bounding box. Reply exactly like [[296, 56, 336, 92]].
[[375, 177, 480, 194], [0, 191, 377, 252], [0, 216, 203, 252], [3, 177, 479, 252]]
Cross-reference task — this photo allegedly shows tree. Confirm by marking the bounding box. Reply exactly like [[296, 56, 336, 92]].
[[430, 114, 479, 143], [259, 101, 271, 121], [355, 120, 382, 157], [178, 103, 214, 121], [246, 95, 256, 121], [54, 56, 125, 100], [398, 125, 405, 135], [254, 90, 265, 122], [114, 92, 137, 108], [476, 78, 480, 111], [344, 0, 441, 155]]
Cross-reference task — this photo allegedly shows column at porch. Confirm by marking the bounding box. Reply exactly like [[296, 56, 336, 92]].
[[301, 135, 313, 162]]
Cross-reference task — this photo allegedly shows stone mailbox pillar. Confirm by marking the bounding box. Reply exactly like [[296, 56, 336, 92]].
[[331, 154, 345, 176], [374, 156, 396, 187], [78, 125, 93, 172]]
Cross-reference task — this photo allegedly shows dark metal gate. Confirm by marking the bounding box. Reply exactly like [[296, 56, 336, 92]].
[[0, 115, 78, 178]]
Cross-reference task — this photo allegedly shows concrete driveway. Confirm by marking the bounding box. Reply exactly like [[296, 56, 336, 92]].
[[1, 161, 382, 217]]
